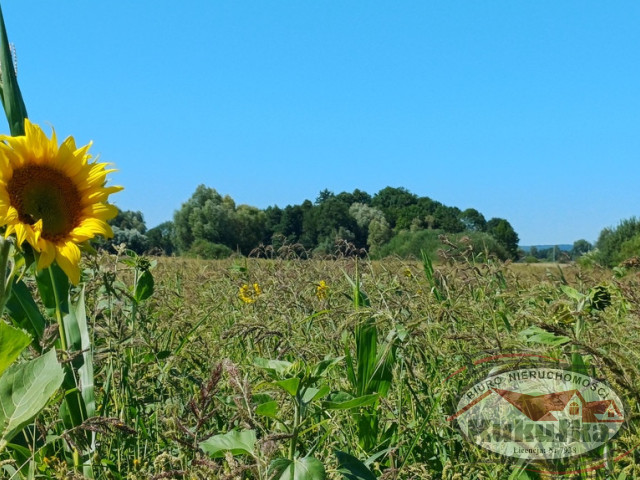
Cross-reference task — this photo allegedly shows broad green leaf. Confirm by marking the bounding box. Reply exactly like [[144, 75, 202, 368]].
[[560, 285, 584, 302], [0, 322, 30, 377], [36, 265, 69, 317], [269, 456, 326, 480], [200, 429, 256, 458], [134, 269, 154, 302], [255, 400, 279, 418], [335, 451, 377, 480], [4, 280, 45, 348], [519, 326, 571, 347], [0, 348, 64, 445], [324, 393, 378, 411], [275, 377, 300, 397], [302, 385, 330, 404], [66, 287, 95, 420], [254, 357, 294, 377], [311, 357, 343, 378]]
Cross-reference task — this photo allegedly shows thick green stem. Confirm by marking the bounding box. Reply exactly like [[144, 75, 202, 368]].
[[0, 237, 12, 316], [289, 402, 300, 461], [48, 266, 68, 352]]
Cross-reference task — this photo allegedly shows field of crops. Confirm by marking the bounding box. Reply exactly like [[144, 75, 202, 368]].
[[26, 245, 640, 480]]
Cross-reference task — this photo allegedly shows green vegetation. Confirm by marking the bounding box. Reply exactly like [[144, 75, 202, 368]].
[[594, 217, 640, 267], [114, 184, 521, 261], [7, 248, 640, 478]]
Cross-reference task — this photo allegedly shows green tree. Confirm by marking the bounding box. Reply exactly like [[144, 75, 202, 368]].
[[147, 221, 175, 255], [173, 185, 238, 253], [460, 208, 487, 232], [486, 218, 519, 260], [570, 239, 592, 259], [313, 196, 359, 251], [596, 217, 640, 266], [97, 209, 148, 253], [233, 205, 267, 254], [371, 187, 418, 229], [433, 205, 465, 233], [349, 203, 392, 251]]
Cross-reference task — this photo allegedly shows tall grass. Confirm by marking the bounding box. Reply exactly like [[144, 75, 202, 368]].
[[9, 247, 640, 479]]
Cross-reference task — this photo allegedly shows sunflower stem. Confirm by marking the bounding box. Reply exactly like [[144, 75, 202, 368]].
[[0, 236, 12, 315], [48, 266, 68, 352]]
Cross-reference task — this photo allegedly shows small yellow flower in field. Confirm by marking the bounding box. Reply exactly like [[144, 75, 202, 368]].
[[316, 280, 328, 300], [239, 283, 262, 303], [0, 119, 122, 284], [403, 268, 412, 278], [133, 458, 141, 469]]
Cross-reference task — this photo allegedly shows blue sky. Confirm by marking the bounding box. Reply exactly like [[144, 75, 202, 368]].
[[3, 1, 639, 245]]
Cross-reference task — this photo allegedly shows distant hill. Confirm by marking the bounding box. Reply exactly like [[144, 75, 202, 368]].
[[520, 244, 572, 253]]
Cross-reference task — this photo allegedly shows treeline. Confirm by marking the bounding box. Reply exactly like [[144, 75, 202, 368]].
[[521, 217, 640, 268], [102, 185, 520, 260], [591, 217, 640, 267]]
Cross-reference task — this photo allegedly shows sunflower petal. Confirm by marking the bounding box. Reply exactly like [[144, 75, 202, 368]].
[[55, 241, 81, 285], [37, 240, 57, 270]]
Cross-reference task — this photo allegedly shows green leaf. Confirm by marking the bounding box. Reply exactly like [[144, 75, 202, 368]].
[[335, 451, 377, 480], [200, 429, 256, 458], [269, 456, 326, 480], [519, 326, 571, 347], [0, 5, 28, 136], [134, 269, 154, 302], [275, 377, 300, 397], [4, 280, 46, 348], [301, 385, 330, 404], [68, 287, 95, 419], [324, 393, 378, 411], [255, 400, 279, 418], [311, 357, 343, 378], [0, 348, 64, 445], [36, 265, 69, 317], [560, 285, 585, 302], [0, 322, 30, 377], [254, 357, 294, 377]]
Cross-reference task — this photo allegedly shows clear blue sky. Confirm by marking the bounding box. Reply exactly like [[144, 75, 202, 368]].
[[4, 1, 639, 245]]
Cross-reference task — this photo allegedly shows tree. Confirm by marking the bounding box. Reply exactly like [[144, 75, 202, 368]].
[[315, 189, 334, 205], [486, 218, 519, 260], [595, 217, 640, 266], [110, 209, 147, 234], [349, 203, 391, 250], [147, 221, 175, 255], [96, 209, 149, 254], [233, 205, 267, 254], [173, 185, 235, 253], [371, 187, 418, 229], [460, 208, 487, 232], [433, 205, 465, 233], [570, 239, 592, 259], [313, 196, 359, 250]]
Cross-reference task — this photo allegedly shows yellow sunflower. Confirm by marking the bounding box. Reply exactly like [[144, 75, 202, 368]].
[[0, 119, 122, 284]]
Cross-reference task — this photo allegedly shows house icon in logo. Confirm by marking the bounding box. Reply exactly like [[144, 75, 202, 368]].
[[451, 388, 624, 424], [492, 389, 624, 424]]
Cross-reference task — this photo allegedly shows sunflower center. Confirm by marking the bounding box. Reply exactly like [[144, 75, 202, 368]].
[[7, 166, 81, 241]]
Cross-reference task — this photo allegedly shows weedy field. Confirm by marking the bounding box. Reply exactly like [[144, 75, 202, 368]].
[[30, 244, 640, 479]]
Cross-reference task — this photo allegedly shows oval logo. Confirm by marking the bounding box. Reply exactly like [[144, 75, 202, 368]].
[[451, 367, 625, 460]]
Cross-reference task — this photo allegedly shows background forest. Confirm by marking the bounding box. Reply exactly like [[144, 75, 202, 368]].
[[104, 184, 635, 269]]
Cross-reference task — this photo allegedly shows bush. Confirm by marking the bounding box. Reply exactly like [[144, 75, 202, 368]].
[[187, 240, 233, 259], [373, 230, 509, 261], [595, 217, 640, 266]]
